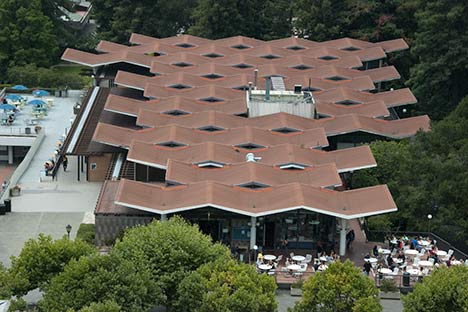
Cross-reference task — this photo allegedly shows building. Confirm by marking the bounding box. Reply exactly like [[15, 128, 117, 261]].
[[60, 34, 430, 257]]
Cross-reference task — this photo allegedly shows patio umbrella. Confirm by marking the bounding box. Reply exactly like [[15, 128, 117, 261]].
[[11, 85, 28, 91], [28, 99, 46, 106], [33, 89, 50, 97], [0, 103, 16, 110], [5, 94, 22, 101]]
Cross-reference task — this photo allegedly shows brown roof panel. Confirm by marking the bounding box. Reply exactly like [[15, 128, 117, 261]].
[[273, 54, 363, 69], [126, 141, 376, 173], [314, 87, 417, 107], [284, 76, 375, 91], [374, 39, 409, 53], [93, 123, 329, 149], [165, 159, 342, 188], [144, 84, 245, 100], [114, 179, 397, 218], [190, 43, 238, 57], [267, 37, 319, 50], [214, 36, 265, 48], [315, 100, 389, 118], [155, 52, 212, 66], [158, 34, 212, 47], [104, 94, 247, 116], [129, 33, 160, 45]]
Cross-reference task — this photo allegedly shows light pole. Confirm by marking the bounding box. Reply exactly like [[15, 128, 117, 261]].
[[66, 224, 72, 240], [427, 214, 432, 234], [253, 245, 258, 263]]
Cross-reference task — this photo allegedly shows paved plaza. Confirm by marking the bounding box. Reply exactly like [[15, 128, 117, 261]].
[[0, 91, 101, 266]]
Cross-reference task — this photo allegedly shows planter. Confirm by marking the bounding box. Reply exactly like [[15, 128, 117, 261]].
[[379, 291, 401, 300], [290, 286, 302, 296], [10, 186, 21, 197]]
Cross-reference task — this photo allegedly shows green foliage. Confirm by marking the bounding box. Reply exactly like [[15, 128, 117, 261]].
[[0, 263, 12, 299], [79, 300, 122, 312], [189, 0, 293, 40], [39, 254, 162, 312], [380, 278, 398, 293], [291, 260, 381, 312], [8, 234, 96, 296], [93, 0, 197, 43], [76, 223, 95, 245], [408, 0, 468, 120], [7, 64, 87, 89], [175, 259, 277, 312], [111, 217, 231, 307], [0, 0, 58, 72], [402, 266, 468, 312]]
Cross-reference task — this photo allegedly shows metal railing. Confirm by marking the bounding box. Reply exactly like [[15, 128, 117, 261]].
[[0, 126, 39, 136]]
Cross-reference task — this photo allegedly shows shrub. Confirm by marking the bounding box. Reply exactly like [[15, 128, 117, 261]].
[[380, 278, 398, 292], [76, 224, 95, 245]]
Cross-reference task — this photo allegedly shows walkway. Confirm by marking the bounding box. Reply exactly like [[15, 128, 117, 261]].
[[0, 91, 102, 267]]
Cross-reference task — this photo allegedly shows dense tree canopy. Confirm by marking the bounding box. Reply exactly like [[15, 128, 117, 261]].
[[402, 266, 468, 311], [354, 96, 468, 245], [408, 0, 468, 120], [175, 259, 277, 312], [291, 260, 381, 312]]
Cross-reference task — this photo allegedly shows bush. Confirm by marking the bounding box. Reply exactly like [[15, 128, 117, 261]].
[[7, 64, 87, 89], [76, 224, 95, 245], [380, 278, 398, 292]]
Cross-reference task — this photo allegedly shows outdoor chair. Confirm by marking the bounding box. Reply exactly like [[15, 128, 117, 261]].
[[276, 255, 283, 263], [289, 252, 294, 259]]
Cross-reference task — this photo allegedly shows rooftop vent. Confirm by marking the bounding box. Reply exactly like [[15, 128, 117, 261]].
[[286, 45, 306, 51], [202, 73, 224, 79], [235, 143, 265, 150], [245, 153, 262, 162], [197, 161, 225, 168], [198, 125, 225, 132], [237, 182, 270, 189], [233, 63, 253, 69], [336, 99, 362, 105], [156, 141, 186, 148], [169, 84, 192, 90], [272, 127, 301, 134], [326, 75, 348, 81], [231, 44, 251, 50], [172, 62, 193, 67], [278, 163, 307, 170], [341, 46, 361, 51], [291, 64, 313, 70], [175, 43, 195, 48], [199, 97, 224, 103], [261, 54, 281, 60], [319, 55, 339, 60], [163, 109, 190, 116], [203, 53, 224, 58]]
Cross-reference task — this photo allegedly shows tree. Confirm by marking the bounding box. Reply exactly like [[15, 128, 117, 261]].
[[291, 260, 381, 312], [111, 217, 231, 308], [79, 300, 122, 312], [408, 0, 468, 120], [403, 266, 468, 311], [175, 259, 277, 312], [39, 254, 163, 312], [93, 0, 197, 43], [0, 0, 59, 73], [8, 234, 96, 296]]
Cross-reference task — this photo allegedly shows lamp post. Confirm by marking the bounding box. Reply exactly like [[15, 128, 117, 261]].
[[66, 224, 72, 240], [427, 214, 432, 234], [253, 245, 258, 263]]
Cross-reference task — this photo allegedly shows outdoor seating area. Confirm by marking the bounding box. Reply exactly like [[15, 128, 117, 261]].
[[255, 250, 340, 285], [0, 88, 54, 128], [364, 235, 468, 287]]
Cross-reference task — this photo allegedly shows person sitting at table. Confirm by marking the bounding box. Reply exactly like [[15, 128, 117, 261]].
[[411, 237, 421, 251], [318, 261, 328, 272], [328, 250, 338, 261], [7, 114, 14, 125], [387, 254, 395, 270], [372, 245, 379, 257], [397, 251, 406, 263]]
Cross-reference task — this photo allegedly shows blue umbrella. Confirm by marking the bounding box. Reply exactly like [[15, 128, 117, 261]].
[[0, 104, 15, 110], [5, 94, 22, 101], [28, 99, 46, 106], [11, 85, 28, 91], [33, 89, 50, 97]]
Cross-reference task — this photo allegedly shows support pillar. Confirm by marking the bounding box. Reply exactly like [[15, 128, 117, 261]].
[[339, 218, 348, 256], [7, 146, 13, 164], [77, 156, 80, 181], [160, 214, 167, 222], [250, 216, 257, 249]]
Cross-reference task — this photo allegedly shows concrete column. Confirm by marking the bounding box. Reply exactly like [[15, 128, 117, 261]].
[[250, 216, 257, 249], [339, 218, 348, 256], [7, 146, 13, 164], [77, 156, 80, 181], [160, 214, 167, 222]]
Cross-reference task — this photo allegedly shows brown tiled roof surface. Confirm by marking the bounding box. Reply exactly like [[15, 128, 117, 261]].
[[126, 142, 376, 173], [93, 123, 329, 149], [315, 100, 389, 118], [104, 94, 247, 116], [114, 179, 397, 218], [134, 111, 430, 139], [165, 159, 342, 188]]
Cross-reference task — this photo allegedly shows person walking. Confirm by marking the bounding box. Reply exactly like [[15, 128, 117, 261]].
[[62, 156, 68, 172]]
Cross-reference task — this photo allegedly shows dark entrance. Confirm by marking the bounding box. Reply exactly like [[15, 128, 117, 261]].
[[264, 221, 276, 248], [198, 220, 220, 242]]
